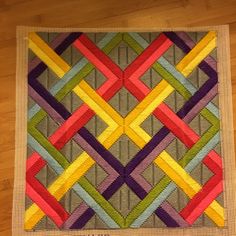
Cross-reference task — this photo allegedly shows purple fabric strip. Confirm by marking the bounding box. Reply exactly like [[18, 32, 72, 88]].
[[156, 202, 189, 227], [79, 127, 124, 174]]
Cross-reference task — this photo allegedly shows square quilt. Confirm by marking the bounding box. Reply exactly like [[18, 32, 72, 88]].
[[26, 30, 224, 231]]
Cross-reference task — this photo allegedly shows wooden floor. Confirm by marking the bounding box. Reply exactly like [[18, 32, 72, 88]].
[[0, 0, 236, 235]]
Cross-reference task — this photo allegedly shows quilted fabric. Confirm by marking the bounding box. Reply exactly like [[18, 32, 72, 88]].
[[26, 31, 224, 230]]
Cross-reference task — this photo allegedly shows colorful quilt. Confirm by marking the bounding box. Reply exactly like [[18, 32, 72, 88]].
[[26, 31, 224, 230]]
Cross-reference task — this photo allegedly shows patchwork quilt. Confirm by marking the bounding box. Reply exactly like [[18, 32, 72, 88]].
[[26, 31, 224, 230]]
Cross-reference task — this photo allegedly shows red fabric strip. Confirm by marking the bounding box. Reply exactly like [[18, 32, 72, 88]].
[[74, 34, 123, 81], [26, 177, 69, 227], [180, 174, 222, 224]]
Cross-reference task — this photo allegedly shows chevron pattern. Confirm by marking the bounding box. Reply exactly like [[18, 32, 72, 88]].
[[25, 31, 224, 230]]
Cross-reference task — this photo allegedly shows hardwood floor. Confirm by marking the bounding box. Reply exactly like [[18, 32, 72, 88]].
[[0, 0, 236, 235]]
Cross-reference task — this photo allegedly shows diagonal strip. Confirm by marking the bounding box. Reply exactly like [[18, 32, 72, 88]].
[[28, 32, 71, 78], [174, 31, 216, 77], [123, 33, 173, 99], [176, 32, 216, 70], [157, 202, 189, 227], [164, 31, 217, 79], [73, 34, 123, 84], [180, 173, 222, 225], [26, 148, 69, 228], [179, 151, 223, 224], [26, 171, 70, 228], [154, 152, 223, 225], [124, 33, 172, 79], [28, 32, 81, 80]]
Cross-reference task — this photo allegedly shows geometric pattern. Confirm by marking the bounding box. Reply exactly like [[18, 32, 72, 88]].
[[25, 31, 224, 230]]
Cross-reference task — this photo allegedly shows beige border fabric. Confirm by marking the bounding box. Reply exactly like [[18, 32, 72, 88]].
[[12, 25, 236, 236]]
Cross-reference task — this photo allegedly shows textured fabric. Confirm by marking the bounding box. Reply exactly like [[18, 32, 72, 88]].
[[26, 31, 224, 230]]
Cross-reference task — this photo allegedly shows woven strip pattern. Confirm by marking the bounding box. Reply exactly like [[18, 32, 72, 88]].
[[25, 31, 224, 230]]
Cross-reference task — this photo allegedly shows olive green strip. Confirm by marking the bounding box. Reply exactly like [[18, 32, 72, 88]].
[[28, 124, 70, 168], [79, 178, 125, 227]]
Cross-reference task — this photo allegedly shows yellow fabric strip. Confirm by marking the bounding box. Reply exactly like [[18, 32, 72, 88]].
[[125, 80, 174, 144], [28, 32, 70, 78], [74, 81, 124, 144], [124, 127, 147, 148], [76, 81, 123, 127], [176, 31, 216, 77], [25, 207, 44, 230], [154, 151, 224, 226]]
